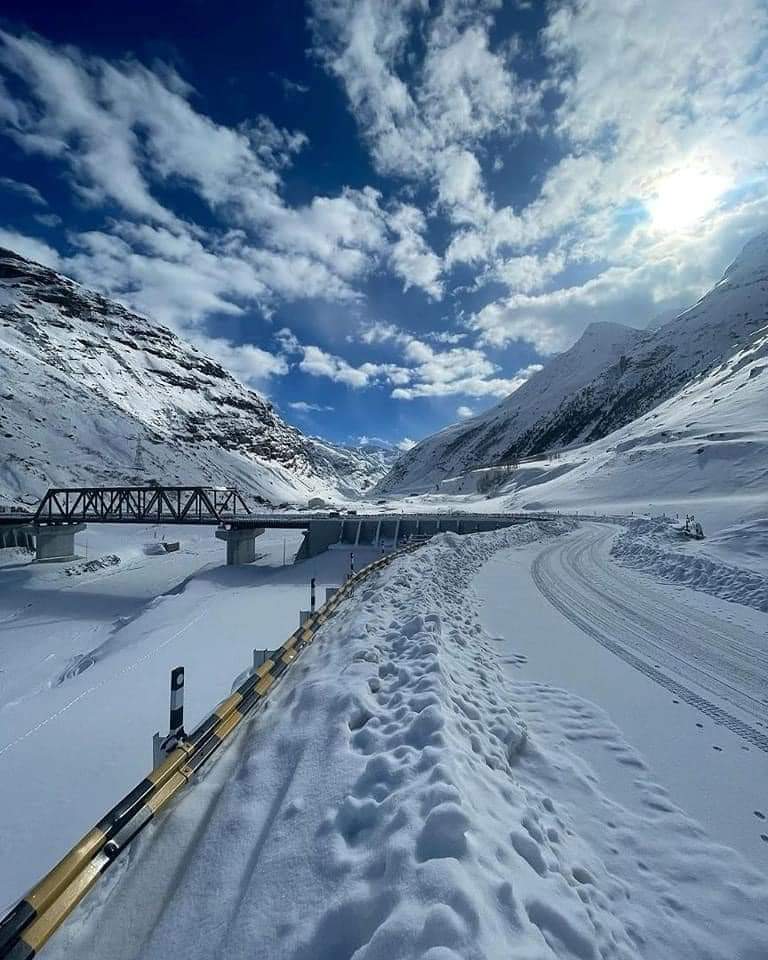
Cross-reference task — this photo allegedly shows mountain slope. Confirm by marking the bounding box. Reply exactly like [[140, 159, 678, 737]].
[[0, 248, 387, 506], [378, 232, 768, 493], [498, 321, 768, 522]]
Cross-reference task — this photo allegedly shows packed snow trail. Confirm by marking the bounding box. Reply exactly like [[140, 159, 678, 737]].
[[44, 523, 767, 960], [532, 523, 768, 751]]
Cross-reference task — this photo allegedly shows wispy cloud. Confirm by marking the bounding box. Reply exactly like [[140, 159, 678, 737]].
[[288, 400, 334, 413], [0, 175, 47, 205]]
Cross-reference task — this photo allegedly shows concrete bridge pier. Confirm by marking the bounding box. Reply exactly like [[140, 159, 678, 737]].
[[215, 526, 265, 565], [0, 524, 35, 551], [35, 523, 87, 562]]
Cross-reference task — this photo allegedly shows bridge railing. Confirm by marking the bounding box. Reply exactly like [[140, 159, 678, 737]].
[[33, 486, 251, 525]]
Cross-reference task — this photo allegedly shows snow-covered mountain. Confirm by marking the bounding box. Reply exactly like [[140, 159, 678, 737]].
[[304, 437, 399, 496], [0, 248, 390, 506], [378, 232, 768, 493], [497, 320, 768, 525]]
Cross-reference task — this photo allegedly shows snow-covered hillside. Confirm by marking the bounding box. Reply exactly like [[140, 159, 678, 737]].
[[496, 321, 768, 523], [379, 232, 768, 493], [0, 248, 389, 506]]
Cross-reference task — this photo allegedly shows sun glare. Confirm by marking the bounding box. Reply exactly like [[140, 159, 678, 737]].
[[647, 169, 729, 232]]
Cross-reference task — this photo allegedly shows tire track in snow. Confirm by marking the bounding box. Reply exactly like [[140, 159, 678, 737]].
[[532, 524, 768, 754]]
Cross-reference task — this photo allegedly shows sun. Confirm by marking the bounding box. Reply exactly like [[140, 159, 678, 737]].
[[647, 168, 729, 232]]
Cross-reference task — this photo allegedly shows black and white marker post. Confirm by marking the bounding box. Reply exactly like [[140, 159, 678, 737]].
[[310, 577, 316, 613], [152, 666, 185, 768], [349, 551, 355, 580], [168, 666, 185, 742]]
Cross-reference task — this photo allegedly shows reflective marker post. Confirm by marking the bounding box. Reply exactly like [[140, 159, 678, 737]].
[[310, 577, 316, 613], [153, 666, 185, 768], [349, 552, 355, 580], [169, 667, 185, 741]]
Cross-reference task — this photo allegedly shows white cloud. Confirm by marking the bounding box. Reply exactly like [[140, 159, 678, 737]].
[[312, 0, 768, 360], [357, 434, 393, 447], [3, 1, 767, 409], [33, 212, 61, 227], [0, 176, 47, 205], [298, 344, 375, 388], [357, 320, 408, 345], [194, 336, 288, 389], [0, 30, 408, 329], [472, 194, 768, 353], [280, 77, 310, 96], [289, 401, 334, 413], [63, 226, 267, 330], [397, 437, 417, 451], [309, 0, 535, 229], [0, 32, 175, 223], [280, 325, 532, 400], [387, 203, 443, 298], [456, 405, 474, 419], [487, 251, 566, 295], [0, 228, 60, 268]]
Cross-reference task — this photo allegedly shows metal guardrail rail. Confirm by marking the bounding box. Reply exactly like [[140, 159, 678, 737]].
[[0, 542, 423, 960]]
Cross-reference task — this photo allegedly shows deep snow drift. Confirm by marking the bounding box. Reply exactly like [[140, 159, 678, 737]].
[[40, 524, 768, 960]]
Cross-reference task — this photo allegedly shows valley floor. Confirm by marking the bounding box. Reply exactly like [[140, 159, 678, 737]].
[[4, 520, 764, 960]]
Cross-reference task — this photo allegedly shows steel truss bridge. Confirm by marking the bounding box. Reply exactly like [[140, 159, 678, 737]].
[[29, 485, 252, 526]]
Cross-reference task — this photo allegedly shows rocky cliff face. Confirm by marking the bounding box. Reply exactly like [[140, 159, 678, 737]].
[[377, 232, 768, 493], [0, 248, 389, 506]]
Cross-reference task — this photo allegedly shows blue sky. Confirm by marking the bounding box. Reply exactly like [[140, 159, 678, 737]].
[[1, 1, 767, 450]]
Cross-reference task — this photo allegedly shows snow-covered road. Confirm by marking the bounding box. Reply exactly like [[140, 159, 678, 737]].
[[531, 523, 768, 749], [476, 523, 768, 874]]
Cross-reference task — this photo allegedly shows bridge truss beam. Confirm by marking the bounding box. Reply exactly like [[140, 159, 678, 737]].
[[33, 486, 251, 526]]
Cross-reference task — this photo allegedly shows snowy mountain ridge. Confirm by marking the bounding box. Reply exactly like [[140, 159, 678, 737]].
[[0, 248, 391, 506], [378, 231, 768, 492]]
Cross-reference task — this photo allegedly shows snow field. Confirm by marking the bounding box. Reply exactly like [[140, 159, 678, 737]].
[[47, 523, 768, 960], [0, 524, 374, 908]]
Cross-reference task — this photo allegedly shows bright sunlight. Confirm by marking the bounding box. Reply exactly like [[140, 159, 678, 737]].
[[647, 168, 729, 232]]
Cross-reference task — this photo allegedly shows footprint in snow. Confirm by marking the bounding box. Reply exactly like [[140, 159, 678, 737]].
[[502, 654, 528, 668]]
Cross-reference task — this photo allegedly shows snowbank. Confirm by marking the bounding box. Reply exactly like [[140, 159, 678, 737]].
[[48, 522, 768, 960], [612, 517, 768, 613]]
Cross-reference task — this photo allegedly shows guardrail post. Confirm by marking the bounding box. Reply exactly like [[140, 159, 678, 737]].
[[310, 577, 316, 612], [153, 666, 185, 768]]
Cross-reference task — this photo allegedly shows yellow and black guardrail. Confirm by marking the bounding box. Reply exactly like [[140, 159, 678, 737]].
[[0, 543, 423, 960]]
